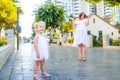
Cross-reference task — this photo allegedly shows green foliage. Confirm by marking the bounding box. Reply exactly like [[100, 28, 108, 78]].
[[61, 21, 73, 33], [110, 39, 120, 46], [68, 37, 74, 43], [92, 35, 97, 46], [0, 37, 7, 46], [110, 38, 113, 45], [31, 22, 36, 37], [96, 40, 103, 47], [92, 35, 103, 47], [87, 0, 120, 7], [103, 12, 116, 24], [35, 3, 65, 29], [0, 0, 17, 41], [112, 40, 120, 46], [115, 21, 120, 30], [53, 32, 59, 38], [0, 0, 17, 28], [11, 0, 18, 2], [87, 0, 100, 4]]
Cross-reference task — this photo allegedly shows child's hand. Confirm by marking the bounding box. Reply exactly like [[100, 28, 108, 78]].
[[36, 53, 40, 58]]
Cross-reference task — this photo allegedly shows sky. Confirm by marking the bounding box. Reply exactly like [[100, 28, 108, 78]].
[[19, 0, 45, 38]]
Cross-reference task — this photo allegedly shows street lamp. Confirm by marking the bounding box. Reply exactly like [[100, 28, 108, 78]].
[[14, 2, 21, 50]]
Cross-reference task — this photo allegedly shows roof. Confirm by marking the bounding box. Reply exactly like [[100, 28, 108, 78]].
[[90, 14, 119, 31]]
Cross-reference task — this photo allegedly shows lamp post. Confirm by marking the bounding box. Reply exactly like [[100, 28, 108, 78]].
[[14, 2, 21, 50]]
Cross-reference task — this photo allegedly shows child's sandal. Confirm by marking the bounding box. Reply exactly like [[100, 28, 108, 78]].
[[78, 57, 82, 61], [82, 57, 86, 61], [42, 72, 51, 78], [33, 75, 42, 80]]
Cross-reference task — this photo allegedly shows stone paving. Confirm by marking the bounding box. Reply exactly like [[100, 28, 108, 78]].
[[0, 43, 120, 80]]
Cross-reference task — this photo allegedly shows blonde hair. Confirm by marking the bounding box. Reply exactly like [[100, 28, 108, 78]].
[[34, 21, 46, 33], [34, 21, 46, 28]]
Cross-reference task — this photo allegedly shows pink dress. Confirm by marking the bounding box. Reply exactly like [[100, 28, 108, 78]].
[[73, 19, 88, 47]]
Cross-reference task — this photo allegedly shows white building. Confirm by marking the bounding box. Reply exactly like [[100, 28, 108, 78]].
[[87, 15, 120, 40], [46, 0, 120, 23], [87, 3, 96, 15], [62, 0, 96, 18], [113, 7, 120, 23], [96, 0, 104, 18], [45, 0, 97, 19], [62, 0, 74, 19], [96, 0, 120, 24]]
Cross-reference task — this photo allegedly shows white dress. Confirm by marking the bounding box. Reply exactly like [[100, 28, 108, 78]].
[[32, 35, 49, 61], [73, 19, 88, 47]]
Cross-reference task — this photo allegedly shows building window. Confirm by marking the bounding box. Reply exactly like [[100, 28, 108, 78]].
[[87, 31, 91, 35], [111, 32, 113, 35], [99, 31, 102, 36], [93, 18, 95, 23]]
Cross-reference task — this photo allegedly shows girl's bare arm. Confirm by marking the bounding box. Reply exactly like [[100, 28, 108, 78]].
[[86, 19, 89, 26], [33, 35, 40, 58], [70, 18, 75, 27]]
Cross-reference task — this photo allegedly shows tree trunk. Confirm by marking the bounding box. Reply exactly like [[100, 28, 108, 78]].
[[49, 28, 54, 45], [0, 24, 4, 42], [0, 28, 2, 42]]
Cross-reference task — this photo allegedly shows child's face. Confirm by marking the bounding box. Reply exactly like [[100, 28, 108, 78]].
[[36, 23, 45, 33]]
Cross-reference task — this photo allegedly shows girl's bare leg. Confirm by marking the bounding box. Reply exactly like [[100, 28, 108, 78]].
[[78, 44, 82, 60], [34, 61, 39, 75], [81, 44, 86, 61], [34, 61, 42, 80], [40, 60, 45, 73], [40, 59, 50, 77]]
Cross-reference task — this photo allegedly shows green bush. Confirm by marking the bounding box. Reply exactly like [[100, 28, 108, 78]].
[[53, 33, 59, 38], [68, 37, 74, 43], [97, 36, 103, 47], [0, 37, 7, 47], [92, 35, 103, 47], [92, 35, 97, 46], [96, 40, 102, 47], [110, 38, 113, 45], [111, 40, 120, 46]]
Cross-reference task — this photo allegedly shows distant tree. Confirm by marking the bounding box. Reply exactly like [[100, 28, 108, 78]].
[[35, 3, 65, 43], [115, 21, 120, 29], [35, 3, 64, 29], [61, 21, 73, 33], [103, 12, 116, 24], [87, 0, 120, 7], [0, 0, 17, 41], [31, 22, 36, 38]]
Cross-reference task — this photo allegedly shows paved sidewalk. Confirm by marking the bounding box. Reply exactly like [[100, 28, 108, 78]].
[[0, 43, 120, 80]]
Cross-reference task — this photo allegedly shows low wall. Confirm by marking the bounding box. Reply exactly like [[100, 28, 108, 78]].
[[0, 45, 14, 70]]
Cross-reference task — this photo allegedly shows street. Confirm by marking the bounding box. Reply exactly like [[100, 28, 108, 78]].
[[0, 43, 120, 80]]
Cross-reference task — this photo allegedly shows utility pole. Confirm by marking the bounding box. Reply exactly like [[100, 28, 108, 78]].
[[16, 7, 19, 50], [14, 1, 20, 50]]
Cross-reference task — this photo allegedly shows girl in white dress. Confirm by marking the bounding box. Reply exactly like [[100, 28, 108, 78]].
[[71, 12, 89, 61], [32, 21, 50, 80]]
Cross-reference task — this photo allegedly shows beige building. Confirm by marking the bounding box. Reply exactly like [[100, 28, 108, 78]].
[[87, 15, 120, 40]]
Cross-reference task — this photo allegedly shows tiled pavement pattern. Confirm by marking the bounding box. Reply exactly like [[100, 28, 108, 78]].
[[0, 43, 120, 80]]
